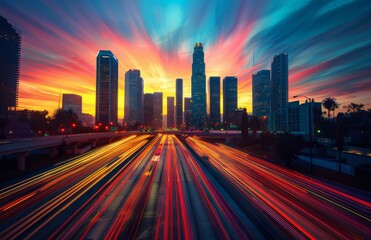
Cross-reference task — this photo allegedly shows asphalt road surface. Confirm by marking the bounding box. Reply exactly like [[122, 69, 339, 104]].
[[0, 134, 369, 239]]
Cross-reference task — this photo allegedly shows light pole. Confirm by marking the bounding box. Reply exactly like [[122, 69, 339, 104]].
[[293, 94, 313, 172]]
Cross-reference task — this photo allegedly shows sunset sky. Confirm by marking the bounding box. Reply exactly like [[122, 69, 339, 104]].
[[1, 0, 370, 119]]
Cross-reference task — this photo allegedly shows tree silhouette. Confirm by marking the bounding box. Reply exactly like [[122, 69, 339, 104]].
[[345, 103, 364, 113], [322, 97, 339, 118]]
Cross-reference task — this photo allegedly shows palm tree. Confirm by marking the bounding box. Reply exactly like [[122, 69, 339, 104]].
[[322, 97, 339, 118]]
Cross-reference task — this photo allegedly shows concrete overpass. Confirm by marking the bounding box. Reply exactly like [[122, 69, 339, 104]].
[[0, 131, 240, 171], [0, 132, 136, 170]]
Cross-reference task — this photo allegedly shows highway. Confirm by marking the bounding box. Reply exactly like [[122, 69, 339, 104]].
[[0, 134, 370, 239], [186, 137, 371, 239]]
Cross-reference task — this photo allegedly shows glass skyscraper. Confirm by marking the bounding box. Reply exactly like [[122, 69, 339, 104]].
[[252, 70, 270, 118], [143, 93, 154, 128], [124, 69, 144, 125], [223, 76, 238, 125], [176, 78, 183, 129], [191, 43, 206, 129], [167, 96, 174, 129], [95, 50, 118, 125], [0, 16, 21, 117], [269, 53, 288, 132], [62, 94, 82, 117], [209, 76, 220, 126], [153, 92, 163, 129], [184, 97, 192, 130]]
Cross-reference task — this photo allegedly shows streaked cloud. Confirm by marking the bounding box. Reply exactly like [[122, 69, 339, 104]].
[[0, 0, 370, 118]]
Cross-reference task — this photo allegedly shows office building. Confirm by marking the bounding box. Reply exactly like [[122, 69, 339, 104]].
[[184, 97, 192, 130], [234, 108, 247, 129], [62, 94, 82, 117], [144, 93, 154, 128], [167, 97, 174, 129], [124, 69, 144, 125], [176, 78, 183, 129], [252, 70, 270, 118], [0, 16, 21, 117], [288, 100, 322, 139], [223, 76, 238, 125], [269, 53, 288, 132], [95, 50, 118, 125], [288, 101, 300, 132], [209, 76, 220, 126], [191, 43, 207, 129], [153, 92, 163, 129]]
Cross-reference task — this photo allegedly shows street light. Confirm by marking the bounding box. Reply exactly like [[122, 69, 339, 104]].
[[293, 94, 314, 172]]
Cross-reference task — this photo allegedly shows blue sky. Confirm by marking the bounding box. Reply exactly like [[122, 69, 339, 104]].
[[1, 0, 370, 116]]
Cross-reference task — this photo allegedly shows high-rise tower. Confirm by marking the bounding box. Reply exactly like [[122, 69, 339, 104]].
[[0, 16, 21, 117], [153, 92, 163, 129], [167, 96, 175, 129], [209, 76, 220, 126], [176, 78, 183, 129], [124, 69, 144, 125], [270, 53, 288, 132], [223, 76, 238, 125], [252, 70, 270, 118], [191, 43, 206, 129], [95, 50, 118, 125]]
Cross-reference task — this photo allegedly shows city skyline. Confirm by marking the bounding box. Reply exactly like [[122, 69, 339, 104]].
[[0, 1, 370, 119]]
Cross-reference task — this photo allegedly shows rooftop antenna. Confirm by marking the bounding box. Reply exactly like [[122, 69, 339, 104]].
[[253, 49, 256, 67]]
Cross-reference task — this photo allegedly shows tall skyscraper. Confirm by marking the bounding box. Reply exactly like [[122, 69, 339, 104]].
[[223, 76, 238, 125], [167, 97, 174, 129], [270, 53, 288, 132], [124, 69, 144, 125], [62, 93, 82, 117], [252, 70, 270, 118], [184, 97, 192, 130], [143, 93, 154, 128], [209, 76, 220, 126], [191, 43, 206, 129], [95, 50, 118, 125], [153, 92, 163, 129], [176, 78, 183, 129], [0, 16, 21, 117]]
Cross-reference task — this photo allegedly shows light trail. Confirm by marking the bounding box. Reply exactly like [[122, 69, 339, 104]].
[[0, 134, 369, 239], [186, 137, 371, 239]]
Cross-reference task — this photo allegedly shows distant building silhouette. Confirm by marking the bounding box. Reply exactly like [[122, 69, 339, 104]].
[[269, 53, 288, 132], [234, 108, 246, 129], [167, 97, 175, 129], [252, 70, 270, 118], [153, 92, 163, 129], [288, 100, 321, 139], [176, 78, 183, 129], [191, 43, 206, 129], [62, 94, 82, 117], [184, 97, 192, 130], [209, 76, 220, 127], [144, 93, 154, 128], [223, 76, 238, 125], [80, 113, 94, 127], [95, 50, 118, 126], [124, 69, 144, 126], [0, 16, 21, 117]]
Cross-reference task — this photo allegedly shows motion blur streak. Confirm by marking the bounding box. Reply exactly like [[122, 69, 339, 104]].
[[185, 137, 371, 239], [0, 135, 151, 239], [0, 134, 369, 239]]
